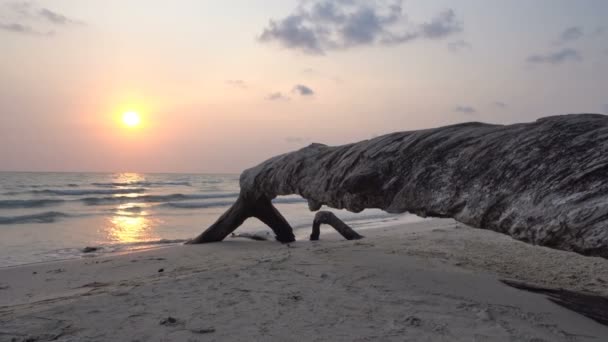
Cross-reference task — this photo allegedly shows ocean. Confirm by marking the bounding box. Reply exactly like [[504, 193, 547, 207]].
[[0, 172, 423, 267]]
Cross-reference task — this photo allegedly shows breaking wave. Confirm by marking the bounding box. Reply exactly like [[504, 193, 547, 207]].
[[162, 201, 234, 209], [92, 181, 192, 187], [0, 199, 65, 209], [163, 197, 307, 209], [28, 188, 147, 196], [0, 211, 70, 225], [80, 193, 240, 206]]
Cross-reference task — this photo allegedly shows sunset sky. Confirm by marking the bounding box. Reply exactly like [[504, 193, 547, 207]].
[[1, 0, 607, 173]]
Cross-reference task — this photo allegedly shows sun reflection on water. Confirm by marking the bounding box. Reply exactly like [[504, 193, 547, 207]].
[[110, 173, 146, 198], [114, 172, 145, 185], [106, 203, 159, 243], [103, 174, 161, 244]]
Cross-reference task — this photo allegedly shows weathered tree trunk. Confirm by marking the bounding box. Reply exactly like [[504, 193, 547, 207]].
[[190, 114, 608, 258], [188, 195, 295, 244], [310, 211, 363, 241]]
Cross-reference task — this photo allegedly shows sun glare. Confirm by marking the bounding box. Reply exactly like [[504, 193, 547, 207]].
[[122, 111, 141, 127]]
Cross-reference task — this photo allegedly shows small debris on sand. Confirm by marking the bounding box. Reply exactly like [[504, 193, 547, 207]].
[[404, 316, 422, 327], [46, 268, 65, 274], [158, 268, 164, 273], [79, 282, 109, 288], [191, 328, 216, 334], [159, 316, 179, 326], [82, 246, 101, 253]]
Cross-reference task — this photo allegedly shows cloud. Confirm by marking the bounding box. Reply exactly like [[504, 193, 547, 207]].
[[557, 26, 584, 44], [266, 92, 290, 101], [259, 0, 462, 54], [226, 80, 247, 89], [292, 84, 315, 96], [0, 1, 82, 36], [552, 26, 604, 44], [447, 39, 471, 52], [38, 8, 80, 25], [493, 101, 508, 108], [0, 22, 51, 35], [453, 105, 476, 114], [418, 9, 461, 39], [526, 48, 582, 65], [603, 104, 608, 114]]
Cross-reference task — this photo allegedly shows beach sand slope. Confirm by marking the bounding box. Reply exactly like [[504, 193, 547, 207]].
[[1, 218, 608, 341]]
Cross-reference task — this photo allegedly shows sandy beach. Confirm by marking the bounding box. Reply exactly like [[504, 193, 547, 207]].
[[1, 218, 608, 341]]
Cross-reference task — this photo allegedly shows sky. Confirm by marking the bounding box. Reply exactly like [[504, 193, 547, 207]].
[[0, 0, 607, 173]]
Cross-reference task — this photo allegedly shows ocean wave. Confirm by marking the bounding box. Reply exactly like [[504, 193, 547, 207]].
[[81, 192, 239, 206], [0, 211, 70, 225], [39, 239, 190, 263], [0, 199, 65, 209], [25, 188, 147, 196], [112, 206, 145, 213], [92, 181, 192, 187], [78, 239, 189, 252], [162, 201, 234, 209], [14, 183, 80, 189], [163, 196, 307, 210]]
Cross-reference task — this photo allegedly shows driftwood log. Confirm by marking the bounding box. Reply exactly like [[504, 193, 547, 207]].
[[191, 114, 608, 258], [310, 211, 363, 241]]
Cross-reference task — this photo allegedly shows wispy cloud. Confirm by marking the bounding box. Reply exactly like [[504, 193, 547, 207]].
[[259, 0, 462, 54], [447, 39, 471, 53], [453, 105, 476, 115], [526, 48, 582, 65], [266, 92, 290, 101], [38, 8, 81, 26], [226, 80, 248, 89], [0, 1, 82, 36], [493, 101, 508, 108], [292, 84, 315, 96], [556, 26, 584, 44], [418, 9, 461, 40], [0, 22, 51, 35]]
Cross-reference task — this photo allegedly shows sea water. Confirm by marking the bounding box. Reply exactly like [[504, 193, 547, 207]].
[[0, 172, 423, 267]]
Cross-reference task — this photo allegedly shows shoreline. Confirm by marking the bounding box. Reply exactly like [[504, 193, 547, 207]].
[[0, 212, 423, 269], [1, 218, 608, 341]]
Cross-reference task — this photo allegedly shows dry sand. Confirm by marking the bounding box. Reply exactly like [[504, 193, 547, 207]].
[[1, 218, 608, 341]]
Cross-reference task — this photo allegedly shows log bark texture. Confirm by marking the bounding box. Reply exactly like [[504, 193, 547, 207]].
[[192, 114, 608, 257]]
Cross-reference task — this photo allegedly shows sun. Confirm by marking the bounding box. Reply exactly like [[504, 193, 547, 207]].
[[122, 111, 141, 127]]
